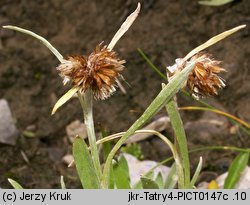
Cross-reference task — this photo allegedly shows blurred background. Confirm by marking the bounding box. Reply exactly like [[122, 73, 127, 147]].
[[0, 0, 249, 188]]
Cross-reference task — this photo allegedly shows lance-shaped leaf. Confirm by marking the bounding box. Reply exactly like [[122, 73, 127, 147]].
[[51, 87, 79, 115], [155, 172, 164, 189], [113, 156, 131, 189], [108, 3, 140, 50], [73, 137, 100, 189], [224, 152, 249, 189], [165, 163, 178, 189]]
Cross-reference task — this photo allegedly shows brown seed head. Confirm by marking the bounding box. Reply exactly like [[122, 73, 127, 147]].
[[187, 53, 226, 99], [57, 43, 125, 100]]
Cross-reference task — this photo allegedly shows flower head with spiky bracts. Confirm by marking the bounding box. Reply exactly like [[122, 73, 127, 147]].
[[167, 52, 226, 99], [187, 53, 225, 99], [57, 43, 126, 100]]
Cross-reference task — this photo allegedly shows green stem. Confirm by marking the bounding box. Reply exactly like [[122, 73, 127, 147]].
[[78, 90, 102, 181], [166, 98, 190, 188]]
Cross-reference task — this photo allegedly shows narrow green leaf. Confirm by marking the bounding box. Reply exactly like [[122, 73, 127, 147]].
[[190, 157, 203, 187], [60, 176, 66, 189], [141, 177, 159, 189], [8, 178, 23, 189], [52, 87, 79, 115], [199, 0, 234, 6], [166, 98, 190, 188], [224, 152, 249, 189], [73, 137, 100, 189], [113, 156, 131, 189], [155, 172, 164, 189], [2, 25, 64, 62], [165, 163, 178, 189]]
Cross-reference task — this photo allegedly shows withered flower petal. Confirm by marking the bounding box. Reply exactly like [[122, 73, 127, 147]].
[[167, 53, 226, 99], [57, 43, 125, 100], [187, 53, 226, 99]]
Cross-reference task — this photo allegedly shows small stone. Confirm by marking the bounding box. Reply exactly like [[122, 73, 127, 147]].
[[62, 154, 74, 166], [0, 99, 19, 145], [25, 124, 37, 131], [66, 120, 87, 143], [123, 153, 170, 187]]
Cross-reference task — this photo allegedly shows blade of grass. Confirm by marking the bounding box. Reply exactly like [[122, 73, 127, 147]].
[[180, 106, 250, 129], [138, 146, 250, 181], [137, 48, 167, 81], [190, 156, 203, 187], [60, 176, 66, 189]]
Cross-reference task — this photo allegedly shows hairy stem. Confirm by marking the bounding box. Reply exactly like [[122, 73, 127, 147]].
[[78, 90, 102, 182]]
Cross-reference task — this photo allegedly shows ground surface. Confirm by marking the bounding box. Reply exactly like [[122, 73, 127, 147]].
[[0, 0, 249, 188]]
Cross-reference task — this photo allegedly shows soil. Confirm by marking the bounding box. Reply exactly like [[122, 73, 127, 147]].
[[0, 0, 249, 188]]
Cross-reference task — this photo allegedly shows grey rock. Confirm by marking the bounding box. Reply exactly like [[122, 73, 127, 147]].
[[0, 99, 19, 145], [62, 154, 74, 166], [123, 153, 171, 187]]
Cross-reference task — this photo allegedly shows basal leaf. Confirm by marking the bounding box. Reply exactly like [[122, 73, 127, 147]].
[[73, 137, 100, 189]]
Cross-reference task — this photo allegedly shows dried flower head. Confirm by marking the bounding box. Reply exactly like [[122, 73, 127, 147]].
[[57, 43, 125, 100], [187, 53, 226, 99], [167, 53, 226, 99]]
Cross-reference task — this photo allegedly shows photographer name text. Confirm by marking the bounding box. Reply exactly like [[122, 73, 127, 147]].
[[1, 191, 71, 203]]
